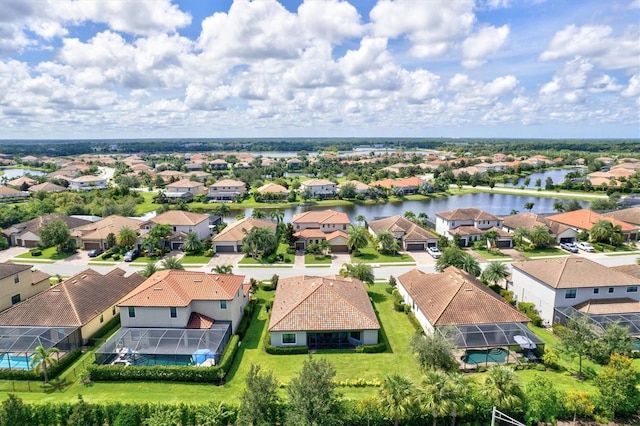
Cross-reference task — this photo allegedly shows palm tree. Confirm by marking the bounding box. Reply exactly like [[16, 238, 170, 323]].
[[31, 345, 59, 384], [553, 201, 566, 213], [347, 226, 369, 255], [213, 203, 231, 218], [116, 226, 138, 249], [458, 253, 481, 277], [242, 227, 277, 259], [482, 230, 500, 250], [182, 231, 203, 254], [512, 227, 530, 248], [251, 209, 266, 219], [377, 374, 415, 426], [160, 256, 184, 270], [149, 224, 172, 253], [482, 366, 524, 414], [529, 225, 554, 249], [355, 215, 366, 226], [319, 240, 331, 257], [340, 262, 375, 285], [375, 230, 397, 253], [270, 209, 284, 224], [420, 370, 456, 426], [524, 202, 535, 212], [140, 261, 159, 278], [404, 211, 416, 221], [482, 261, 510, 287], [417, 212, 429, 227], [212, 264, 233, 274]]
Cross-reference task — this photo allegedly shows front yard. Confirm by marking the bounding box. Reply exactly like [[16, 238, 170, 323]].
[[517, 247, 566, 258], [472, 248, 511, 260], [238, 243, 294, 265], [15, 246, 74, 262], [304, 253, 332, 264], [352, 247, 415, 264]]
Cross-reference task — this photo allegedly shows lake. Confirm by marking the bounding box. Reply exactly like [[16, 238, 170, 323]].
[[0, 168, 46, 179], [242, 192, 588, 223], [506, 168, 584, 188]]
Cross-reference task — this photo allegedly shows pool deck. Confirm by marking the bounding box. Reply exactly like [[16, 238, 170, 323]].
[[455, 348, 523, 371]]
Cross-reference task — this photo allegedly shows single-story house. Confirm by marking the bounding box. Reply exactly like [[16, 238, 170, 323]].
[[268, 275, 380, 348], [367, 215, 438, 251], [547, 209, 638, 242], [72, 215, 143, 250], [27, 182, 67, 193], [501, 212, 578, 244], [212, 217, 277, 253], [4, 214, 91, 248]]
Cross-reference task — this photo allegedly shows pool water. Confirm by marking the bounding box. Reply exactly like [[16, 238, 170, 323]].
[[0, 354, 34, 370], [462, 348, 508, 365], [130, 354, 194, 367]]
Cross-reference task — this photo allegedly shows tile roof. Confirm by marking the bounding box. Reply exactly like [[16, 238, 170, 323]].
[[501, 212, 571, 235], [612, 264, 640, 279], [0, 186, 24, 196], [210, 179, 245, 187], [325, 230, 348, 241], [70, 175, 105, 183], [337, 180, 371, 191], [602, 208, 640, 226], [294, 228, 327, 239], [213, 217, 276, 243], [8, 214, 91, 237], [166, 179, 204, 188], [397, 267, 529, 326], [257, 183, 289, 194], [0, 263, 31, 280], [512, 257, 640, 289], [368, 216, 437, 241], [436, 208, 500, 222], [27, 182, 67, 193], [118, 271, 245, 307], [268, 275, 380, 332], [547, 209, 636, 232], [0, 268, 144, 327], [301, 179, 335, 186], [292, 209, 350, 225], [186, 312, 215, 329], [7, 176, 37, 187], [73, 215, 142, 240], [573, 298, 640, 315], [152, 210, 209, 226]]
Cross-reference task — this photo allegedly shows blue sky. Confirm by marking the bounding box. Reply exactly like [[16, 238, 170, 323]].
[[1, 0, 638, 139]]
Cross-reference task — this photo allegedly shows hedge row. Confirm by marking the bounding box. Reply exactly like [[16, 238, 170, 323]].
[[264, 343, 309, 355], [355, 342, 386, 353], [236, 300, 257, 340], [87, 335, 240, 383], [0, 347, 82, 381]]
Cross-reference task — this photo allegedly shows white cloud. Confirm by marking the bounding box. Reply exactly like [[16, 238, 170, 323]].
[[589, 75, 623, 93], [462, 25, 510, 68], [370, 0, 475, 58], [621, 74, 640, 97], [298, 0, 363, 44]]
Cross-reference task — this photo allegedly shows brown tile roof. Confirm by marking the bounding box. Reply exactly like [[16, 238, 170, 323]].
[[502, 212, 571, 235], [547, 209, 636, 232], [301, 179, 334, 186], [0, 186, 24, 196], [602, 208, 640, 226], [213, 217, 276, 243], [337, 180, 370, 191], [118, 271, 245, 307], [8, 176, 37, 187], [187, 312, 215, 329], [70, 175, 105, 183], [292, 209, 350, 225], [325, 230, 348, 241], [166, 179, 204, 189], [31, 270, 51, 284], [397, 267, 529, 326], [73, 215, 142, 240], [612, 264, 640, 279], [210, 179, 244, 187], [268, 275, 380, 332], [152, 210, 209, 226], [513, 257, 640, 289], [8, 214, 91, 237], [257, 183, 289, 194], [0, 263, 31, 280], [27, 182, 67, 193], [437, 208, 500, 222], [573, 298, 640, 315], [368, 216, 437, 241], [294, 228, 327, 239], [0, 268, 144, 327]]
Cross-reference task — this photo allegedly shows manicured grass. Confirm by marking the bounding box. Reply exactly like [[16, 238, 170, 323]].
[[135, 191, 159, 215], [305, 253, 332, 264], [593, 242, 636, 253], [472, 248, 510, 260], [131, 256, 160, 264], [238, 244, 293, 265], [351, 247, 415, 264], [180, 253, 213, 264], [518, 247, 566, 258], [16, 246, 73, 261]]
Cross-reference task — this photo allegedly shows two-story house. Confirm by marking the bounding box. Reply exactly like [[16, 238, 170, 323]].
[[292, 210, 350, 252], [0, 263, 50, 312], [207, 179, 246, 202], [435, 208, 512, 247], [300, 179, 337, 198], [511, 257, 639, 325], [68, 175, 107, 190], [164, 179, 206, 200], [367, 215, 438, 251], [143, 210, 211, 249]]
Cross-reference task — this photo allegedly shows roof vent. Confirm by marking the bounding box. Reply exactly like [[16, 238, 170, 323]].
[[71, 280, 77, 284], [52, 289, 61, 292], [464, 288, 473, 292], [153, 287, 162, 291], [194, 279, 203, 283], [81, 275, 87, 279]]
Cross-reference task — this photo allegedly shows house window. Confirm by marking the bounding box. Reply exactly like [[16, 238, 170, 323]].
[[173, 226, 177, 232], [565, 289, 576, 299], [220, 300, 227, 310], [10, 294, 20, 305], [343, 224, 346, 230], [100, 314, 104, 323], [13, 275, 19, 284], [112, 306, 116, 316], [608, 287, 614, 294], [593, 288, 599, 294], [627, 286, 638, 293], [350, 331, 361, 341], [128, 307, 136, 318], [170, 307, 177, 318], [282, 333, 296, 344]]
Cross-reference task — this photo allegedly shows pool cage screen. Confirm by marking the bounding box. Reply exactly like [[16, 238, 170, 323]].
[[437, 322, 544, 350], [95, 323, 231, 367], [0, 326, 81, 371], [554, 307, 640, 336]]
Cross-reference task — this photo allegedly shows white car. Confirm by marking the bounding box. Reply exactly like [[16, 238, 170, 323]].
[[427, 246, 442, 259], [575, 242, 595, 252]]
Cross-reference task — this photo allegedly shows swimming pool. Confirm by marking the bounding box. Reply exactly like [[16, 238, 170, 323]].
[[461, 348, 509, 365], [130, 354, 194, 367], [0, 354, 34, 370]]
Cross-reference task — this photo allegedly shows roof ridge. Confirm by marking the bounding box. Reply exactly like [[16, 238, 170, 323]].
[[324, 280, 378, 326], [431, 269, 465, 324], [60, 281, 82, 325], [268, 275, 321, 330]]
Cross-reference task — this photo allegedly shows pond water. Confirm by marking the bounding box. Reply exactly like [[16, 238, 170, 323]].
[[0, 168, 46, 179], [243, 192, 589, 223], [506, 168, 584, 188]]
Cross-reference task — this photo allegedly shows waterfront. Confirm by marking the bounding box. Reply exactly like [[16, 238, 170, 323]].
[[0, 168, 46, 179], [506, 168, 583, 188]]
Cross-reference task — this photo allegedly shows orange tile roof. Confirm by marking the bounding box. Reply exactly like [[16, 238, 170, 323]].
[[152, 210, 209, 226], [547, 209, 636, 232], [397, 267, 529, 326], [294, 228, 327, 239], [268, 275, 380, 332], [292, 209, 350, 225], [257, 183, 289, 194], [118, 271, 245, 307], [187, 312, 215, 329], [573, 298, 639, 315], [325, 230, 348, 241], [368, 216, 437, 241]]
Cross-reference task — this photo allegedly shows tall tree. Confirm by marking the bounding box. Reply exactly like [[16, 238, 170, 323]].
[[238, 364, 283, 426], [560, 315, 597, 378], [528, 225, 555, 249], [481, 261, 510, 287], [30, 345, 59, 384], [182, 231, 203, 254], [553, 201, 566, 213], [242, 227, 278, 259], [149, 224, 172, 252], [286, 357, 342, 426], [116, 226, 138, 249], [269, 209, 284, 224], [39, 219, 70, 253], [524, 202, 535, 212], [213, 203, 231, 218], [588, 320, 633, 364], [0, 394, 30, 426], [212, 264, 234, 275], [420, 370, 471, 426], [355, 215, 366, 225], [594, 354, 640, 420], [339, 262, 375, 285], [524, 374, 561, 426], [140, 262, 159, 278], [481, 230, 500, 250], [481, 366, 524, 415], [435, 246, 481, 276], [251, 209, 266, 219], [410, 333, 458, 373], [377, 374, 415, 426], [346, 226, 369, 255], [375, 230, 397, 254], [512, 227, 530, 248]]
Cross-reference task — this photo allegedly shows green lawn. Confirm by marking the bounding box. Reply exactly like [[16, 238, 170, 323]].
[[472, 248, 511, 260], [16, 247, 74, 261], [351, 247, 415, 264], [238, 244, 293, 265], [305, 253, 332, 264], [518, 247, 566, 258], [131, 256, 160, 264], [180, 253, 213, 264], [135, 191, 158, 215]]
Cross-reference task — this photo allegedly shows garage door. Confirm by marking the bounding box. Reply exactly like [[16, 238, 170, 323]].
[[215, 245, 236, 253], [295, 242, 306, 250], [495, 240, 512, 248], [171, 242, 184, 250], [23, 240, 38, 248], [406, 243, 425, 251], [331, 244, 349, 253], [84, 242, 102, 250], [559, 237, 574, 244]]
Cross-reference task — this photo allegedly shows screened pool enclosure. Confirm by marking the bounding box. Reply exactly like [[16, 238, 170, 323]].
[[95, 323, 232, 367], [0, 326, 81, 371], [554, 307, 640, 336]]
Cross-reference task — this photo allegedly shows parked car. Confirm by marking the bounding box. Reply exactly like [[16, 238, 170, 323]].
[[123, 249, 139, 262], [427, 246, 442, 259], [560, 242, 579, 253], [575, 242, 595, 252], [87, 248, 103, 258]]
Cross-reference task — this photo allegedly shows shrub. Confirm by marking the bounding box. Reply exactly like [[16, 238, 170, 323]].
[[113, 254, 121, 261], [552, 323, 568, 337], [259, 283, 275, 291], [101, 251, 113, 260], [236, 300, 256, 340], [203, 249, 214, 257], [535, 363, 547, 371], [265, 300, 273, 312], [29, 249, 42, 256], [355, 342, 386, 353], [406, 312, 424, 334], [264, 343, 308, 355], [88, 314, 121, 347], [286, 248, 295, 255]]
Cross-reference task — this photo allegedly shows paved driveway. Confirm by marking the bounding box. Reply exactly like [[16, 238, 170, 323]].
[[207, 253, 244, 267], [409, 251, 436, 266], [331, 253, 352, 268], [0, 247, 28, 262]]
